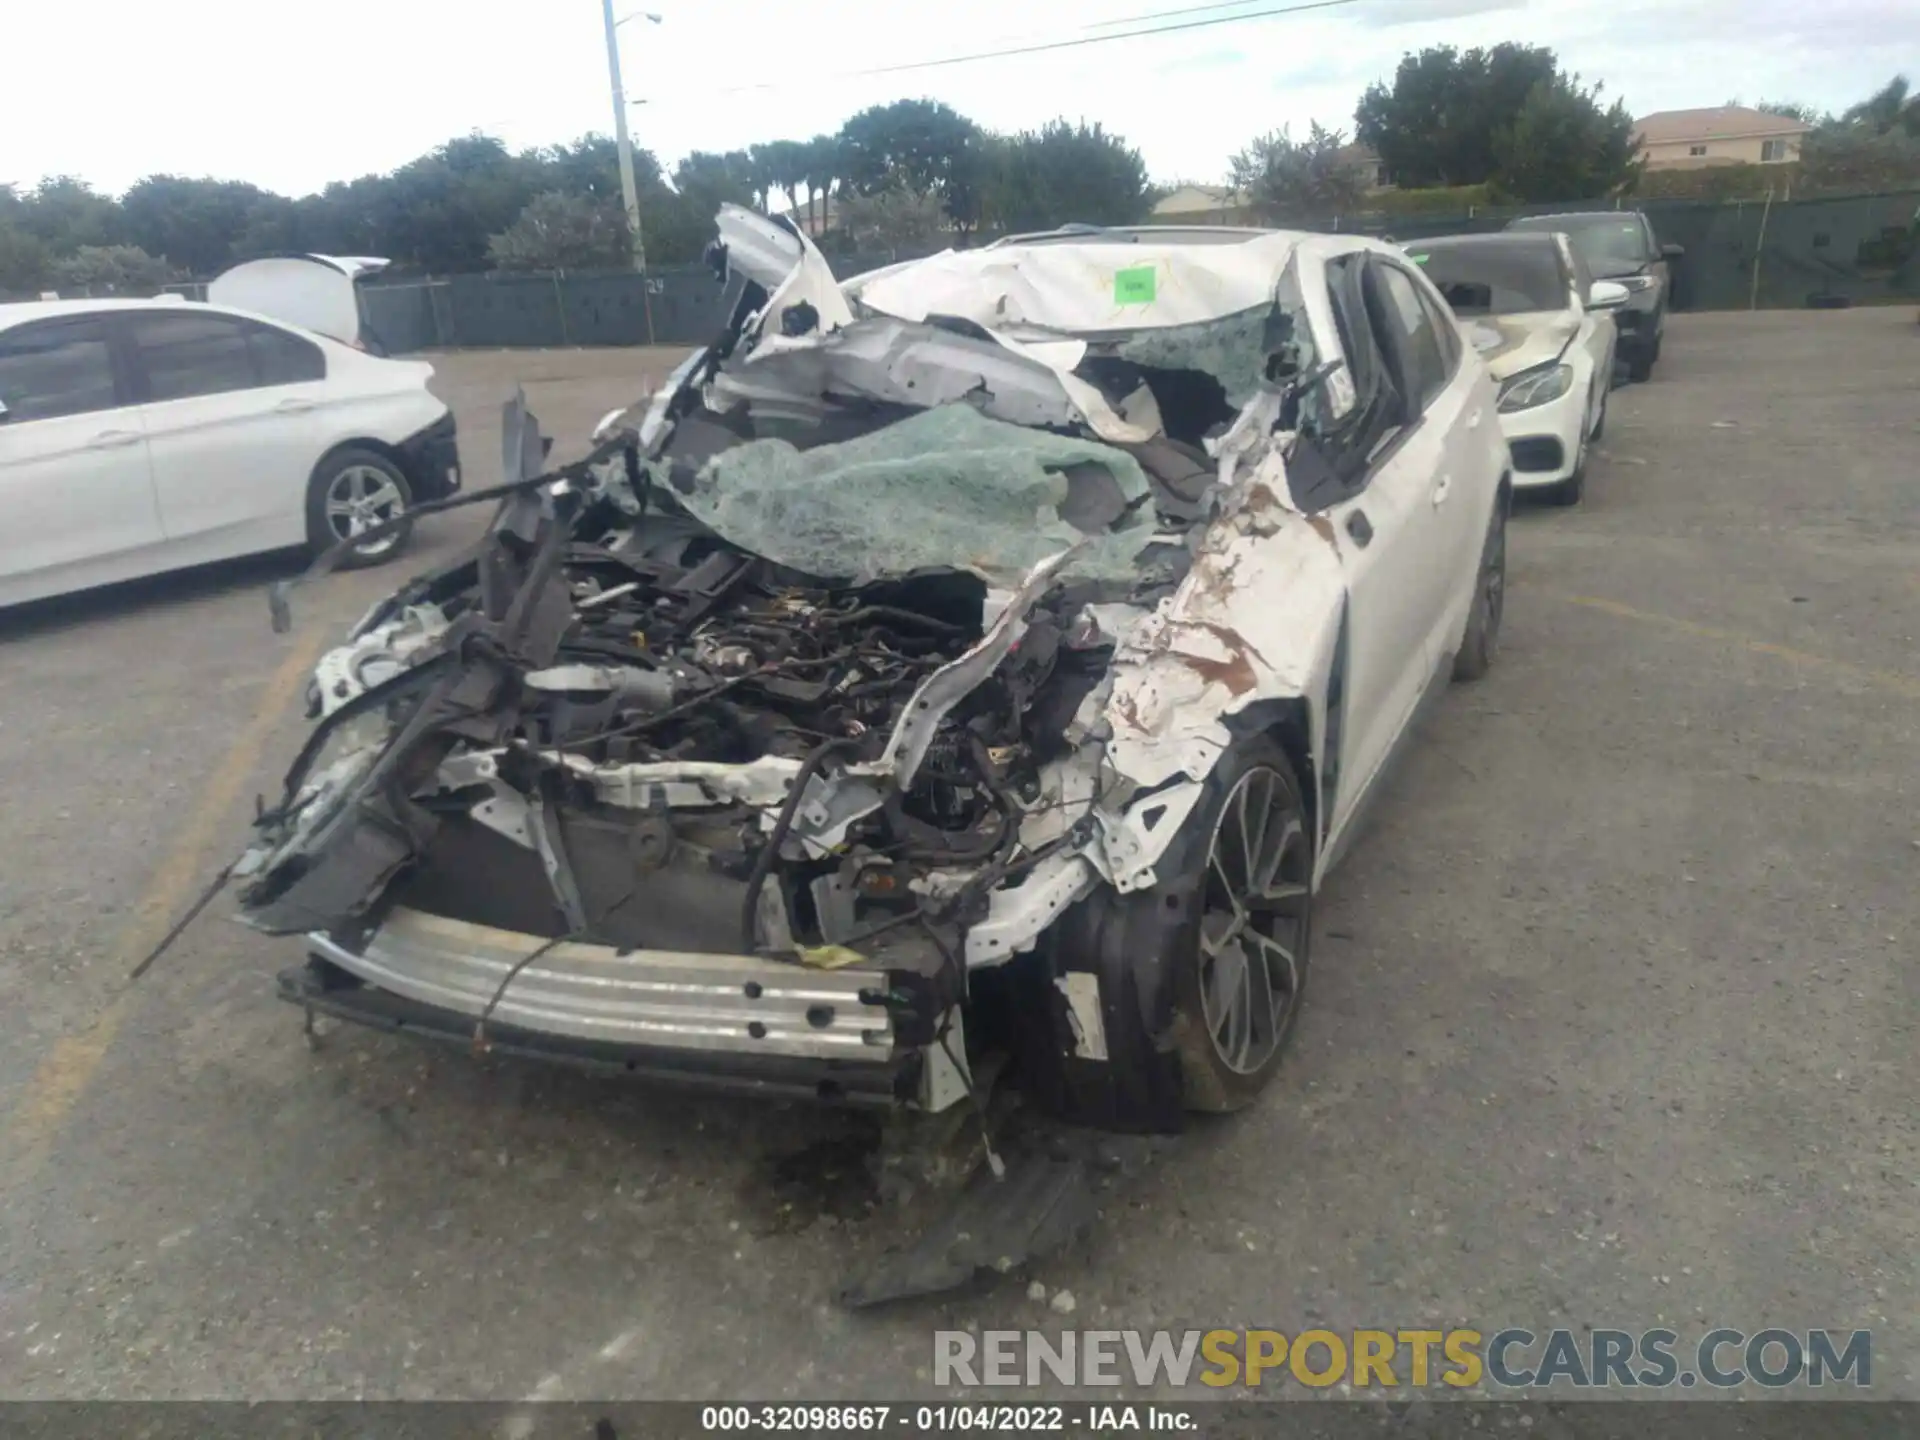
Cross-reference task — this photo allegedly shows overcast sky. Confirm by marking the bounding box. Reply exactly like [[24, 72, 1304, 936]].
[[4, 0, 1914, 197]]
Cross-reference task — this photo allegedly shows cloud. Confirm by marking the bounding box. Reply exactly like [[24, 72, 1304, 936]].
[[1, 0, 1909, 194], [1352, 0, 1529, 27], [1151, 44, 1251, 77]]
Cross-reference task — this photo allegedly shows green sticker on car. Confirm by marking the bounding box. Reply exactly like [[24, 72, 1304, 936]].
[[1114, 265, 1156, 304]]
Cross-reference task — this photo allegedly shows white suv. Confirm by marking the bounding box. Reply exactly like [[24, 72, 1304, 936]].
[[0, 298, 458, 609]]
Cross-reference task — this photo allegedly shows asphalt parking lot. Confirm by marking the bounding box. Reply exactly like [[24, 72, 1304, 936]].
[[1, 309, 1915, 1401]]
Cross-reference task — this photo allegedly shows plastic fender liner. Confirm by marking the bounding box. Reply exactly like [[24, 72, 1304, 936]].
[[1008, 876, 1200, 1136]]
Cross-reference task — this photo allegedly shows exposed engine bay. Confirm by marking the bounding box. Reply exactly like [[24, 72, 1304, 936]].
[[234, 204, 1360, 1140]]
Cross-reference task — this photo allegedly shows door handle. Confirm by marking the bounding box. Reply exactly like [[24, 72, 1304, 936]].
[[274, 398, 316, 414], [87, 429, 142, 449], [1432, 473, 1453, 506]]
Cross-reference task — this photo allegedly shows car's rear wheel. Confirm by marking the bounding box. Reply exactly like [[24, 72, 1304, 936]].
[[1628, 330, 1658, 382], [1168, 743, 1314, 1113], [307, 447, 414, 568], [1451, 490, 1507, 680]]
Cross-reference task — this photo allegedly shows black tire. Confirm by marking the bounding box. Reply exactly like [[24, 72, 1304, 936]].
[[1627, 343, 1655, 383], [1006, 736, 1314, 1131], [306, 447, 415, 569], [1164, 739, 1315, 1114], [1451, 489, 1507, 681], [1542, 469, 1585, 508], [1589, 387, 1607, 443]]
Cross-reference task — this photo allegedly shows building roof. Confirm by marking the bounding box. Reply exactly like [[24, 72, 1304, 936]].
[[1633, 106, 1813, 144], [1151, 184, 1243, 217]]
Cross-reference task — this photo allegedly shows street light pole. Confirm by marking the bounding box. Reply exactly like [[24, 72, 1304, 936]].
[[600, 0, 648, 272]]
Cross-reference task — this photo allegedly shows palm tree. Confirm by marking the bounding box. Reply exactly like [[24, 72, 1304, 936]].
[[803, 134, 840, 235], [1842, 76, 1918, 137], [742, 147, 773, 212], [762, 140, 807, 223]]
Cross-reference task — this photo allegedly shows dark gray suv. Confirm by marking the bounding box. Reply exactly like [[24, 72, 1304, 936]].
[[1506, 210, 1684, 381]]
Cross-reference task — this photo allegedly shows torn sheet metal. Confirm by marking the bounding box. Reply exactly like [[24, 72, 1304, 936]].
[[709, 317, 1097, 434], [714, 203, 854, 341]]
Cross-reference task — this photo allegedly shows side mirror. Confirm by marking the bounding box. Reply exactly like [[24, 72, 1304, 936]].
[[1661, 243, 1686, 260], [1588, 280, 1630, 311]]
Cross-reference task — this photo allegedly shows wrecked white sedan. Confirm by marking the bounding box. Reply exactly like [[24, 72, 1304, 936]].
[[236, 209, 1511, 1136]]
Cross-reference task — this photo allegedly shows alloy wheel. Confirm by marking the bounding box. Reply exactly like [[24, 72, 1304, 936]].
[[325, 464, 407, 556], [1479, 505, 1507, 659], [1197, 766, 1312, 1075]]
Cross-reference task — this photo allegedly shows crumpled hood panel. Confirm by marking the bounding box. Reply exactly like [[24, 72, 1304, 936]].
[[846, 234, 1303, 334], [1461, 310, 1580, 379]]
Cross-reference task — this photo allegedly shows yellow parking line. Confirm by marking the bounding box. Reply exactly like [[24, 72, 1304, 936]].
[[0, 627, 327, 1183], [1544, 590, 1920, 700]]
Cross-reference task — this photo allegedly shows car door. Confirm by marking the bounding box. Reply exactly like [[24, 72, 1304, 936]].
[[0, 314, 164, 605], [121, 309, 329, 558], [1307, 255, 1466, 851], [1369, 257, 1494, 662]]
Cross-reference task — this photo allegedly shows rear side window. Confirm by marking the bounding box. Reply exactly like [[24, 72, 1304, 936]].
[[247, 324, 326, 385], [1417, 282, 1462, 377], [130, 312, 259, 402], [0, 318, 120, 423], [1375, 265, 1449, 414]]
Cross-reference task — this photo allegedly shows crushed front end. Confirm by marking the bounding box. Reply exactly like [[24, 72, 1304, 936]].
[[238, 206, 1349, 1129]]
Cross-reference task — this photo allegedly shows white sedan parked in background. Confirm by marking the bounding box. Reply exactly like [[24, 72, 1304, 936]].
[[0, 298, 458, 609], [1403, 232, 1626, 506]]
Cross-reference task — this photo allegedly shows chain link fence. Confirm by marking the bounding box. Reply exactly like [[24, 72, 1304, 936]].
[[353, 192, 1915, 353], [20, 195, 1907, 343], [1310, 190, 1920, 312]]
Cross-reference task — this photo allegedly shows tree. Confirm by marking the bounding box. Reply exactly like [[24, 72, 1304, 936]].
[[13, 176, 124, 252], [119, 175, 283, 275], [1840, 75, 1918, 138], [1228, 122, 1368, 221], [1797, 125, 1920, 194], [48, 244, 175, 295], [530, 135, 630, 204], [0, 223, 51, 294], [978, 120, 1153, 234], [486, 191, 630, 270], [837, 99, 979, 225], [1355, 43, 1560, 187], [834, 186, 946, 254], [1727, 97, 1831, 127], [641, 150, 760, 264], [757, 139, 809, 221], [801, 133, 841, 234], [1489, 77, 1642, 202]]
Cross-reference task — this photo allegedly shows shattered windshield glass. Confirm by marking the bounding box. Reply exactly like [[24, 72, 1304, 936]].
[[1111, 305, 1277, 410], [660, 403, 1158, 585]]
